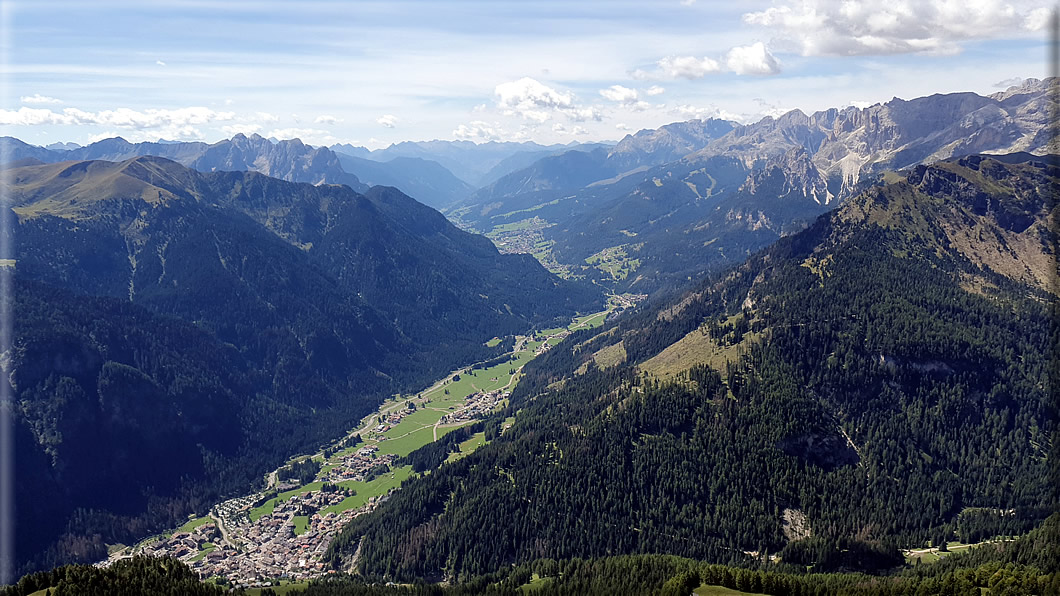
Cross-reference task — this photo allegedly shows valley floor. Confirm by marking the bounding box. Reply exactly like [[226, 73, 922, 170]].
[[99, 308, 616, 589]]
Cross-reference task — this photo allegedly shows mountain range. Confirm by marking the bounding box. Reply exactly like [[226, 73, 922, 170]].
[[451, 78, 1057, 294], [328, 151, 1057, 582], [4, 155, 597, 573]]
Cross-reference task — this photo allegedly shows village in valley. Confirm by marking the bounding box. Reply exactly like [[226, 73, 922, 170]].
[[99, 307, 623, 589]]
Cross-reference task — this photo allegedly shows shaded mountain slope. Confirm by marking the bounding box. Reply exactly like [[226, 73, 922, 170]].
[[5, 156, 598, 574]]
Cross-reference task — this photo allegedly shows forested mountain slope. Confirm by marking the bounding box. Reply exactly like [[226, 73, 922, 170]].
[[4, 156, 597, 574], [327, 153, 1057, 582]]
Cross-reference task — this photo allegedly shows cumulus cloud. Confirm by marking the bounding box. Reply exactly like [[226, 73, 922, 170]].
[[453, 120, 504, 142], [494, 77, 606, 123], [314, 114, 343, 125], [725, 42, 781, 75], [645, 85, 666, 96], [376, 114, 399, 128], [21, 94, 62, 104], [0, 105, 234, 128], [635, 45, 780, 80], [495, 77, 575, 122], [742, 0, 1051, 56], [551, 123, 588, 135], [599, 85, 638, 103], [256, 111, 280, 122], [156, 60, 166, 66], [597, 85, 651, 112], [655, 55, 721, 79], [615, 123, 632, 131]]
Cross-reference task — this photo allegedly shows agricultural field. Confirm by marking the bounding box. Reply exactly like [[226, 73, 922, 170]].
[[585, 244, 642, 281]]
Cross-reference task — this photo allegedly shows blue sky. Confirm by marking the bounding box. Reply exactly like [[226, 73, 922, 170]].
[[0, 0, 1051, 148]]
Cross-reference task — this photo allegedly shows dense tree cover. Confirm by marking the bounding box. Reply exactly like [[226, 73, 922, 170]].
[[7, 157, 599, 577], [327, 155, 1057, 582], [3, 518, 1058, 595], [278, 458, 323, 485], [0, 556, 230, 596]]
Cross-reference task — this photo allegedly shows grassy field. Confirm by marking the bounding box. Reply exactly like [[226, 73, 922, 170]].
[[189, 542, 216, 562], [292, 516, 309, 536], [446, 431, 487, 463], [639, 323, 762, 380], [486, 337, 502, 347], [323, 466, 413, 514], [584, 244, 641, 281], [178, 515, 216, 532]]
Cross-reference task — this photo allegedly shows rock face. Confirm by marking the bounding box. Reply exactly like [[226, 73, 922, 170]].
[[693, 78, 1057, 197], [607, 118, 736, 170], [0, 133, 368, 191]]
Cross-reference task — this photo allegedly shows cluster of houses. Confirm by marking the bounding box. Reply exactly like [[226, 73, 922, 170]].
[[111, 441, 401, 585], [137, 523, 219, 561], [440, 389, 509, 424], [326, 446, 398, 483], [188, 490, 371, 583]]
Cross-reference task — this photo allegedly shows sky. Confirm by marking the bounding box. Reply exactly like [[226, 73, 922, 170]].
[[0, 0, 1053, 149]]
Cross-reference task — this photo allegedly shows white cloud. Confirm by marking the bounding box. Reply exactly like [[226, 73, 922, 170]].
[[993, 76, 1024, 88], [645, 85, 666, 96], [495, 77, 575, 122], [552, 123, 588, 135], [266, 127, 336, 144], [256, 111, 280, 123], [569, 106, 605, 121], [671, 104, 746, 122], [597, 85, 651, 112], [656, 55, 722, 79], [222, 123, 262, 136], [742, 0, 1052, 56], [453, 120, 504, 141], [0, 105, 234, 128], [156, 60, 166, 66], [599, 85, 639, 103], [680, 0, 696, 5], [725, 42, 781, 75], [20, 94, 62, 104], [472, 103, 487, 113], [376, 114, 399, 128], [314, 114, 343, 125], [615, 123, 632, 131], [494, 77, 607, 123], [224, 98, 235, 106]]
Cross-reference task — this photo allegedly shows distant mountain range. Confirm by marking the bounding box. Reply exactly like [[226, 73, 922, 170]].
[[5, 155, 598, 574], [1, 133, 368, 191], [451, 78, 1057, 294], [330, 140, 614, 188]]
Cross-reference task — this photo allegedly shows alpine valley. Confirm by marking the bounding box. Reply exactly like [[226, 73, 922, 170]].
[[2, 78, 1058, 596]]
